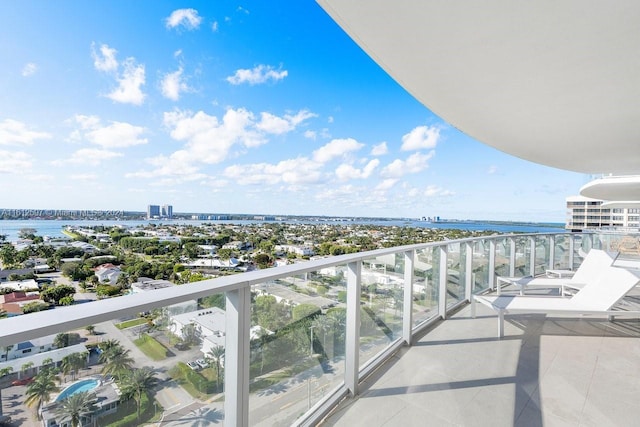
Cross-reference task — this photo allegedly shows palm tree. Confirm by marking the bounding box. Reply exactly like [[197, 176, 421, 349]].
[[25, 370, 60, 419], [101, 347, 133, 379], [20, 361, 34, 379], [54, 391, 98, 427], [61, 352, 87, 381], [98, 339, 122, 362], [0, 367, 13, 419], [206, 345, 225, 391], [121, 367, 159, 420]]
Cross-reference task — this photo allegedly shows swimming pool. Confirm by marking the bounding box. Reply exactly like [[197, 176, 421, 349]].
[[55, 378, 100, 401]]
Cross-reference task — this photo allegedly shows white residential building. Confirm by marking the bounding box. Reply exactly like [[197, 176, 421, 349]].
[[565, 195, 640, 231]]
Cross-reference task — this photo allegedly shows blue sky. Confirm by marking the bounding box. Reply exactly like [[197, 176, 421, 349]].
[[0, 1, 588, 222]]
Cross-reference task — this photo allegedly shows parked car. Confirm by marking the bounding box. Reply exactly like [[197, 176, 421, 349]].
[[11, 377, 34, 386], [187, 361, 199, 370], [196, 358, 208, 369]]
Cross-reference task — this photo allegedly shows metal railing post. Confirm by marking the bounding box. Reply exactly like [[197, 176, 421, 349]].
[[402, 250, 414, 345], [438, 245, 448, 319], [509, 237, 516, 277], [529, 236, 536, 276], [569, 235, 575, 269], [225, 286, 251, 427], [549, 235, 556, 270], [488, 240, 496, 291], [465, 242, 473, 301], [345, 261, 361, 396]]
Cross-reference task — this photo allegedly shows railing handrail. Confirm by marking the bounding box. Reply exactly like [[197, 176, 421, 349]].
[[0, 231, 567, 348]]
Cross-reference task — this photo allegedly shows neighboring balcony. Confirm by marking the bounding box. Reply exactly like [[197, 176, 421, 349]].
[[0, 231, 638, 426]]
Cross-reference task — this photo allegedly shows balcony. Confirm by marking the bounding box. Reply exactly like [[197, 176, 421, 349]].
[[1, 231, 639, 426]]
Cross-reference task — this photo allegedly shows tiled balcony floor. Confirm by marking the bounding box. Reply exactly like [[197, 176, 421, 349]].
[[322, 302, 640, 427]]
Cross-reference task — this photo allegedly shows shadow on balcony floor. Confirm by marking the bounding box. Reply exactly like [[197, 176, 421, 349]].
[[321, 304, 640, 427]]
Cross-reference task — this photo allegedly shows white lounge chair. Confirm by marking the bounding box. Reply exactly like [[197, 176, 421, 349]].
[[495, 249, 619, 296], [473, 265, 640, 337]]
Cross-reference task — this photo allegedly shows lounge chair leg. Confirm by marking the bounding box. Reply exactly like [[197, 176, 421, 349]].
[[498, 310, 504, 338]]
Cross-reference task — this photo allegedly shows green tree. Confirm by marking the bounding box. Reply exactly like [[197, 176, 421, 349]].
[[54, 391, 98, 427], [120, 367, 159, 421], [85, 325, 96, 335], [180, 323, 201, 347], [206, 345, 225, 391], [292, 304, 321, 321], [254, 253, 272, 269], [25, 369, 60, 419], [54, 333, 81, 349], [0, 244, 18, 268], [61, 352, 87, 381], [18, 228, 37, 239], [22, 301, 50, 314], [101, 346, 133, 379], [20, 361, 34, 379]]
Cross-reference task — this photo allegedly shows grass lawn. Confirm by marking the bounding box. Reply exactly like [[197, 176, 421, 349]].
[[101, 394, 162, 426], [115, 318, 148, 329], [168, 362, 216, 400], [133, 334, 169, 361]]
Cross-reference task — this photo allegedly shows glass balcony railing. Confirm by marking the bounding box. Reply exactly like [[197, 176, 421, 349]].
[[1, 231, 631, 426]]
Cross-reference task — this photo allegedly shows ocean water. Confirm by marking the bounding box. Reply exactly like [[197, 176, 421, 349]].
[[0, 218, 565, 242]]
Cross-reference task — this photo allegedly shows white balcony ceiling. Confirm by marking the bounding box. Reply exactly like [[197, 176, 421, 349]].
[[317, 1, 640, 175]]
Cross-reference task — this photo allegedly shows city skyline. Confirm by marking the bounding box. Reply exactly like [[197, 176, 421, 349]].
[[0, 1, 588, 222]]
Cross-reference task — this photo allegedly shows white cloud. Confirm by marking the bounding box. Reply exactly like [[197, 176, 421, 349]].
[[226, 64, 288, 85], [335, 159, 379, 181], [65, 148, 123, 165], [487, 165, 498, 174], [163, 108, 263, 165], [106, 58, 146, 105], [327, 116, 334, 123], [126, 150, 205, 183], [0, 119, 51, 145], [166, 8, 202, 30], [375, 179, 398, 191], [86, 123, 147, 148], [256, 110, 316, 134], [313, 138, 364, 163], [69, 115, 147, 148], [70, 173, 98, 181], [304, 130, 317, 140], [371, 142, 388, 156], [223, 157, 323, 186], [0, 151, 31, 173], [91, 43, 118, 73], [22, 63, 37, 77], [161, 67, 189, 101], [71, 115, 101, 131], [211, 21, 219, 32], [424, 185, 455, 197], [401, 125, 441, 151], [381, 151, 435, 178]]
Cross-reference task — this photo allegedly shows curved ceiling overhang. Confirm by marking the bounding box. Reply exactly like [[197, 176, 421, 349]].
[[601, 201, 640, 209], [318, 1, 640, 174], [580, 176, 640, 200]]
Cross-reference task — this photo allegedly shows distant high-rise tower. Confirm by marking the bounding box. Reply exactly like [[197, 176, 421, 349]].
[[147, 204, 160, 219], [162, 204, 173, 219]]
